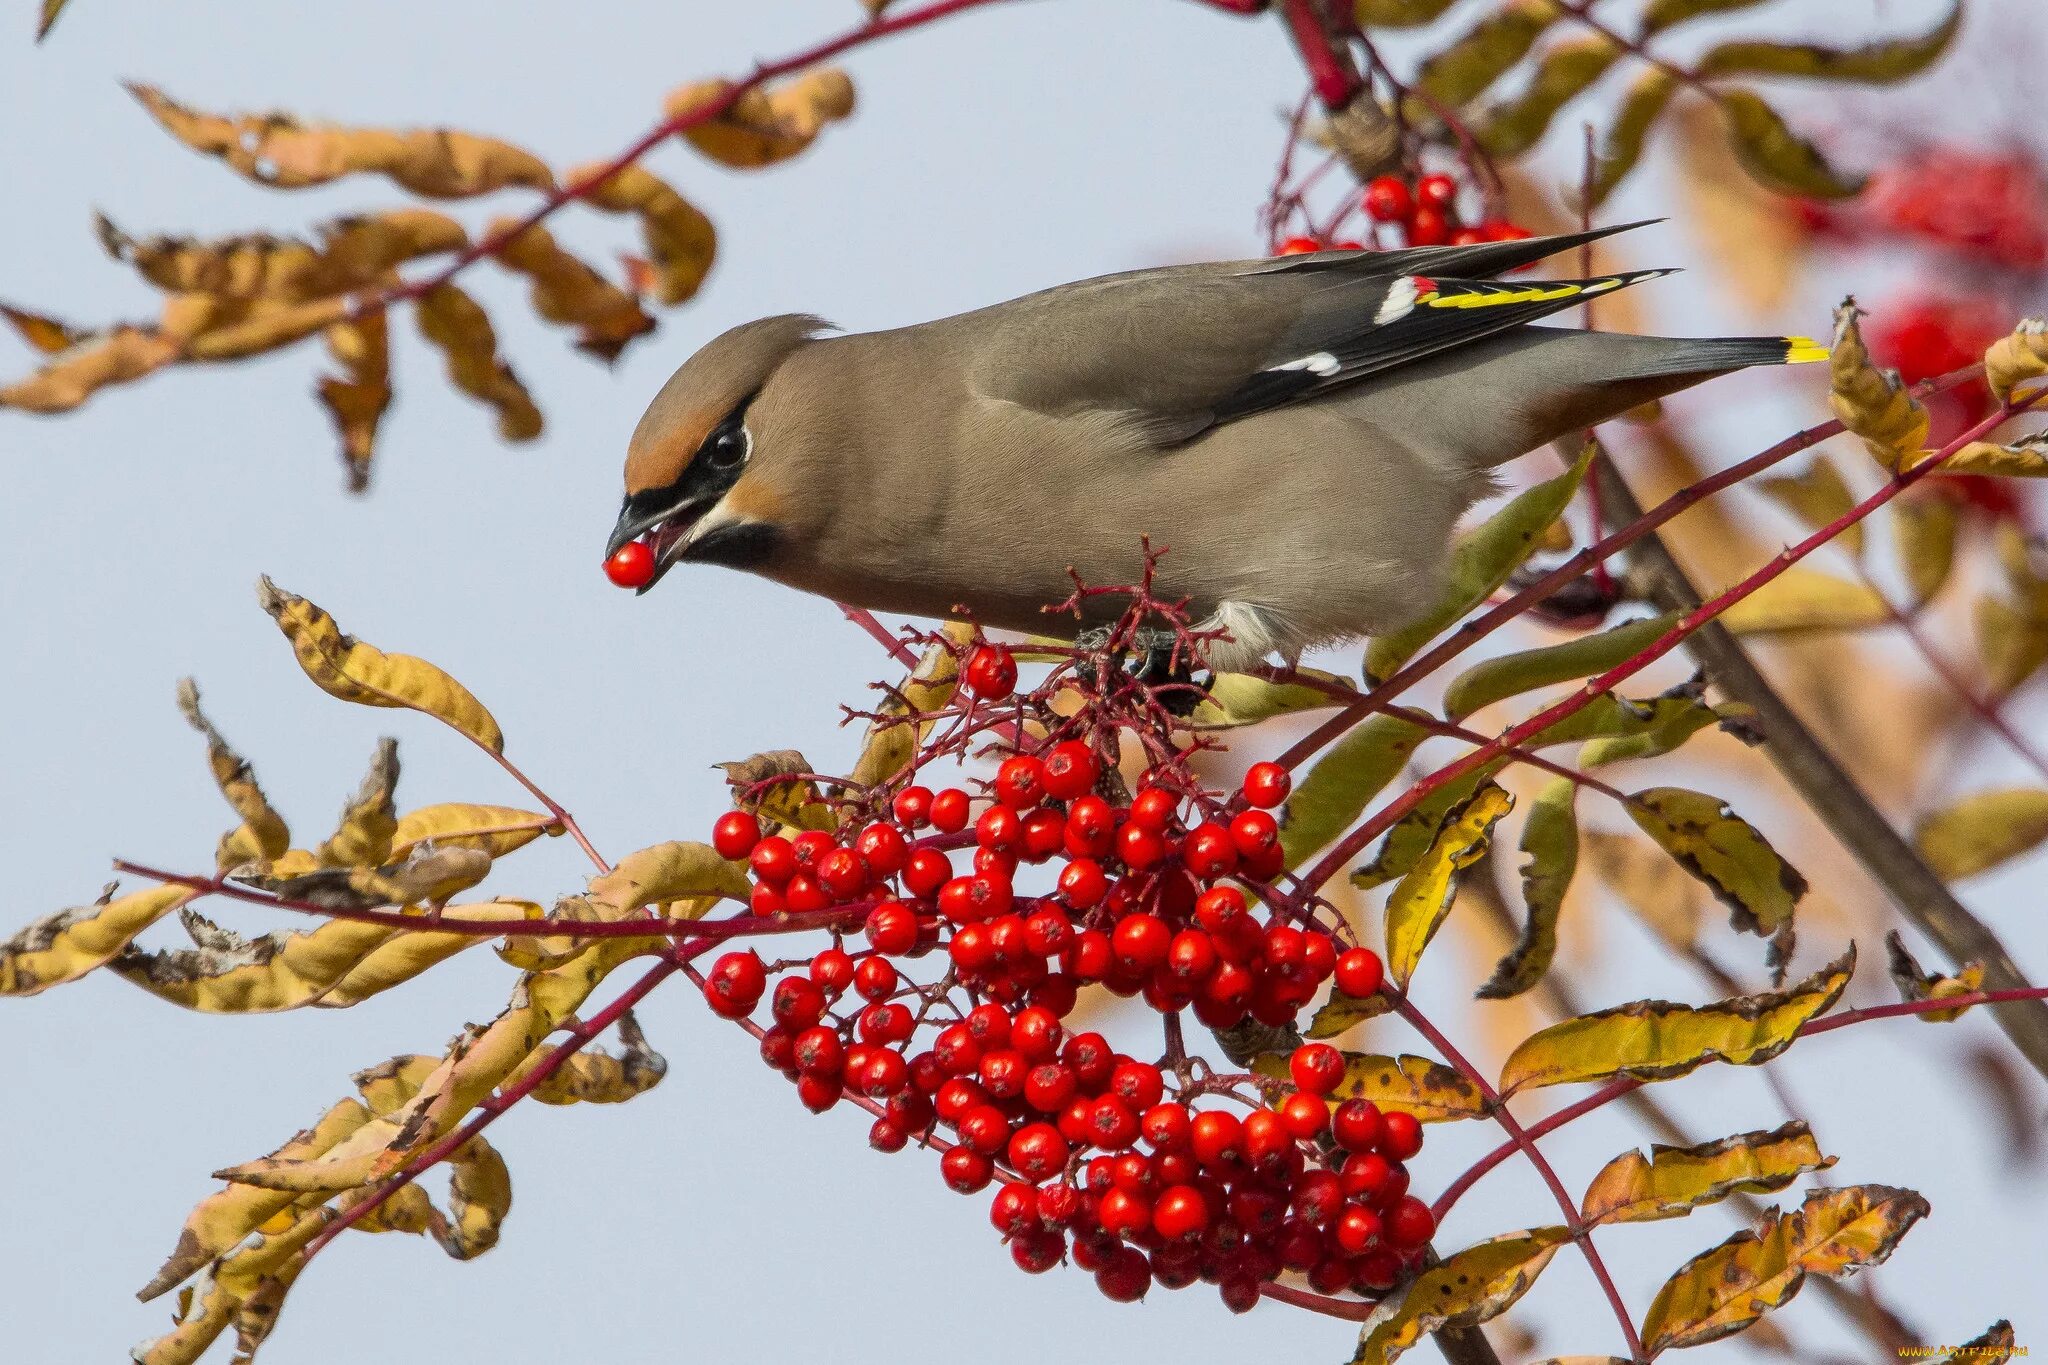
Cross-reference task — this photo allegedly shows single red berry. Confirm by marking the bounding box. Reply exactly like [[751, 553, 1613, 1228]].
[[852, 954, 898, 1002], [963, 644, 1019, 700], [1008, 1122, 1071, 1181], [1163, 929, 1217, 984], [941, 1146, 994, 1193], [869, 1117, 908, 1153], [1023, 907, 1075, 957], [976, 804, 1024, 852], [1371, 1161, 1412, 1212], [864, 901, 918, 954], [1334, 947, 1385, 999], [1087, 1095, 1141, 1150], [860, 1048, 909, 1096], [603, 541, 656, 589], [989, 1181, 1040, 1236], [758, 1026, 795, 1073], [1292, 1169, 1344, 1226], [1274, 236, 1323, 256], [1183, 822, 1240, 878], [770, 976, 826, 1031], [1302, 931, 1336, 982], [710, 810, 761, 860], [1097, 1185, 1153, 1237], [1152, 1185, 1211, 1241], [792, 1025, 844, 1079], [795, 1073, 842, 1113], [1228, 809, 1280, 859], [995, 754, 1049, 809], [1378, 1109, 1424, 1160], [1025, 1062, 1078, 1113], [1307, 1255, 1354, 1295], [1042, 740, 1099, 799], [1019, 809, 1066, 862], [1095, 1246, 1153, 1302], [1277, 1091, 1330, 1140], [1241, 761, 1292, 809], [1064, 794, 1118, 857], [809, 946, 855, 996], [1190, 1110, 1245, 1168], [1384, 1195, 1435, 1248], [891, 785, 934, 828], [1242, 1109, 1293, 1168], [1011, 1227, 1065, 1274], [748, 883, 785, 917], [1407, 205, 1451, 246], [901, 847, 951, 899], [854, 822, 909, 878], [1112, 913, 1171, 971], [929, 787, 971, 833], [958, 1102, 1013, 1155], [1354, 1248, 1404, 1292], [1116, 822, 1168, 870], [748, 835, 796, 886], [816, 846, 869, 898], [1109, 1060, 1165, 1113], [790, 830, 834, 868], [1484, 218, 1534, 242], [1363, 174, 1414, 224], [1339, 1151, 1393, 1201], [1010, 1005, 1063, 1061], [1129, 787, 1178, 831], [783, 873, 830, 913], [1335, 1203, 1383, 1255], [1333, 1098, 1385, 1152], [859, 1001, 915, 1045], [1193, 885, 1247, 933], [1414, 172, 1458, 209], [704, 950, 766, 1017], [1289, 1042, 1346, 1096]]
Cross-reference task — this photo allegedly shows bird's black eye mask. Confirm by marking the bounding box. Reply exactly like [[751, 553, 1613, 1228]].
[[606, 398, 755, 569]]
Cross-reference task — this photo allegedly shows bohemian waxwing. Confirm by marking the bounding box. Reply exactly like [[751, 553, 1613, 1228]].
[[608, 222, 1823, 671]]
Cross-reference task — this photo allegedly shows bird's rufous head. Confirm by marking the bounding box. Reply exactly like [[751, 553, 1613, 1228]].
[[607, 313, 829, 593]]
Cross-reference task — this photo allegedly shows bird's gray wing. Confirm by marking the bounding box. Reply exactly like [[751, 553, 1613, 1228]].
[[967, 224, 1667, 447]]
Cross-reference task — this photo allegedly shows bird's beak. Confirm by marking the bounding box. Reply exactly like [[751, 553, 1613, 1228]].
[[606, 492, 715, 594]]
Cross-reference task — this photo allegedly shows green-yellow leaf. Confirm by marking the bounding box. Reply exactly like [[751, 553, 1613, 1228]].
[[257, 577, 505, 754], [1581, 1120, 1834, 1226], [1720, 567, 1891, 636], [1193, 668, 1352, 728], [849, 628, 963, 789], [1589, 67, 1680, 205], [1829, 298, 1928, 469], [1759, 454, 1862, 557], [1292, 1051, 1491, 1122], [1385, 783, 1513, 988], [1626, 786, 1806, 939], [1443, 614, 1678, 720], [1475, 34, 1623, 157], [1281, 713, 1429, 866], [1938, 430, 2048, 478], [1352, 764, 1499, 890], [1639, 0, 1769, 37], [36, 0, 72, 41], [1694, 4, 1960, 85], [1719, 89, 1864, 200], [1354, 0, 1460, 27], [1367, 443, 1591, 683], [1479, 776, 1578, 998], [1913, 787, 2048, 881], [1498, 945, 1853, 1093], [1413, 0, 1565, 109], [1353, 1227, 1572, 1363], [1641, 1184, 1928, 1353], [1975, 591, 2048, 695], [1577, 691, 1735, 768], [1306, 988, 1393, 1037]]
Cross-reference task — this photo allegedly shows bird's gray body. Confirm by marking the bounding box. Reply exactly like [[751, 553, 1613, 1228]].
[[622, 229, 1809, 670]]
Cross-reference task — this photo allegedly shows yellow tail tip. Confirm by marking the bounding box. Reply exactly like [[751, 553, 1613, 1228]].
[[1784, 337, 1829, 364]]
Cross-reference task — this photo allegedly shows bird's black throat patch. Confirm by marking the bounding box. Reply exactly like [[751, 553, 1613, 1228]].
[[681, 520, 781, 570]]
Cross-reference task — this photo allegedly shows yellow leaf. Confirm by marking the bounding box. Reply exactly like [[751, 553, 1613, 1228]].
[[1192, 667, 1352, 728], [313, 738, 400, 868], [36, 0, 71, 41], [1306, 987, 1393, 1038], [98, 209, 466, 303], [429, 1136, 510, 1259], [1758, 454, 1861, 557], [849, 627, 966, 790], [1932, 1323, 2018, 1364], [128, 83, 556, 197], [1640, 0, 1770, 37], [1353, 1227, 1572, 1363], [718, 749, 838, 833], [414, 282, 543, 441], [1718, 89, 1864, 199], [1891, 493, 1959, 608], [487, 218, 655, 362], [586, 840, 751, 917], [0, 323, 179, 413], [1479, 776, 1578, 998], [1985, 317, 2048, 404], [1354, 0, 1459, 26], [1589, 67, 1680, 205], [140, 1097, 371, 1300], [1913, 786, 2048, 881], [1280, 714, 1429, 866], [522, 1011, 666, 1105], [1498, 946, 1852, 1093], [318, 311, 391, 492], [1695, 4, 1960, 85], [1367, 441, 1591, 683], [1353, 766, 1499, 891], [1443, 613, 1678, 720], [1935, 430, 2048, 478], [1256, 1051, 1490, 1122], [1553, 685, 1728, 768], [176, 678, 292, 871], [1830, 299, 1929, 468], [1975, 591, 2048, 695], [1641, 1184, 1928, 1352], [1581, 1120, 1833, 1225], [1719, 566, 1891, 636], [572, 163, 718, 306], [1, 884, 194, 996], [1626, 786, 1806, 940], [1386, 782, 1515, 988], [258, 578, 506, 753], [1, 299, 88, 353], [667, 68, 857, 169], [1884, 930, 1986, 1023], [390, 802, 560, 860]]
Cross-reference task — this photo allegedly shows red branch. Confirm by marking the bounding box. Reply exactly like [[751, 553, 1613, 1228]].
[[1277, 0, 1363, 110]]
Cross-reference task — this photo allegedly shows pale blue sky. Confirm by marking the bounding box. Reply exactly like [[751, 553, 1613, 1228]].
[[2, 2, 2038, 1362]]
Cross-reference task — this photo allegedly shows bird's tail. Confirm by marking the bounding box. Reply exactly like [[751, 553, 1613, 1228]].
[[1613, 333, 1829, 379]]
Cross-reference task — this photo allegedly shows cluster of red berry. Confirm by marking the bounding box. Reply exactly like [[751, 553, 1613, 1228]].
[[1275, 172, 1532, 257], [1806, 147, 2048, 273], [693, 641, 1437, 1310]]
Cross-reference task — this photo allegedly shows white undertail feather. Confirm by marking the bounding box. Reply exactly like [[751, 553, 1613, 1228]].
[[1197, 600, 1301, 673]]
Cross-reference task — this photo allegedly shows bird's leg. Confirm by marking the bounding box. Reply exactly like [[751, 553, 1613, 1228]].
[[1130, 627, 1211, 717]]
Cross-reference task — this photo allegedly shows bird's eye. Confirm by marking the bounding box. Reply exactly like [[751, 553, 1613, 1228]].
[[704, 421, 751, 472]]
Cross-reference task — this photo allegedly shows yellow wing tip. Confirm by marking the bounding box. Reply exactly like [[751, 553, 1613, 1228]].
[[1784, 337, 1829, 364]]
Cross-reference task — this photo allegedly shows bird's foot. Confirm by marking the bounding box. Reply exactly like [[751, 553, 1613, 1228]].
[[1073, 626, 1211, 716]]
